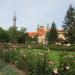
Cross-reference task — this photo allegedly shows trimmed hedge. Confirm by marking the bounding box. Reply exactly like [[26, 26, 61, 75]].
[[48, 44, 75, 51]]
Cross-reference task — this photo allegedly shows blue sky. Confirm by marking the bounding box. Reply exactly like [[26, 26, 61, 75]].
[[0, 0, 75, 32]]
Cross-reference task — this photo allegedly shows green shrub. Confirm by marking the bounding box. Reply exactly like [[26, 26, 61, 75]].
[[60, 51, 75, 75], [0, 48, 75, 75], [48, 44, 75, 51]]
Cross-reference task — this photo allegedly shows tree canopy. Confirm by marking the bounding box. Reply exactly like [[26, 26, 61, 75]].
[[46, 22, 58, 44], [63, 4, 75, 44], [0, 27, 9, 42]]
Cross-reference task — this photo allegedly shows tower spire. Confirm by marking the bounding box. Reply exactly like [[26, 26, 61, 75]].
[[13, 11, 17, 26]]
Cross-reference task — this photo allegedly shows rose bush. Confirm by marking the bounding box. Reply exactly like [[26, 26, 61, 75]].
[[0, 48, 75, 75]]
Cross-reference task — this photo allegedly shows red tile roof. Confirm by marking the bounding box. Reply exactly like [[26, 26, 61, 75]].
[[28, 28, 46, 37], [37, 28, 46, 36], [28, 32, 37, 37], [28, 27, 64, 38]]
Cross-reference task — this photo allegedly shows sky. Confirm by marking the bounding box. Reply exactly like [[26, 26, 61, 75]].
[[0, 0, 75, 32]]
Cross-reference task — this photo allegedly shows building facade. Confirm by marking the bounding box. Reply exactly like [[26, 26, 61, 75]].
[[28, 26, 65, 44]]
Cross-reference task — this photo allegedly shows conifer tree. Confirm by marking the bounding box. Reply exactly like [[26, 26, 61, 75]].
[[63, 4, 75, 44], [46, 22, 58, 44]]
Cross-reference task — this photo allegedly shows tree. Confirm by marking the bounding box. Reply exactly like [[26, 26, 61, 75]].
[[17, 27, 27, 43], [0, 27, 9, 42], [63, 4, 75, 44], [8, 26, 18, 43], [17, 27, 33, 44], [46, 22, 58, 44]]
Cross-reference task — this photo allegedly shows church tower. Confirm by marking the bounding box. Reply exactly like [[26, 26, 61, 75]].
[[13, 11, 17, 27]]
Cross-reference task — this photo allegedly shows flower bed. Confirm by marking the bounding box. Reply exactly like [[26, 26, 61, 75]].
[[0, 48, 75, 75]]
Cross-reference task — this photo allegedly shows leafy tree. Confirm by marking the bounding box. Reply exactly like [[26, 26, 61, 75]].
[[0, 27, 9, 42], [17, 27, 33, 44], [24, 33, 33, 44], [17, 27, 27, 43], [46, 22, 58, 44], [8, 26, 18, 43], [63, 4, 75, 44]]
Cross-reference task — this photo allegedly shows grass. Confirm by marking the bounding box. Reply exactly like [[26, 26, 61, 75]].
[[18, 48, 75, 67], [48, 51, 60, 68]]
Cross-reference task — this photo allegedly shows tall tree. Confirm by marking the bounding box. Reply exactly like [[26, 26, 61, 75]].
[[17, 27, 27, 43], [46, 22, 58, 44], [63, 4, 75, 44], [8, 26, 18, 43]]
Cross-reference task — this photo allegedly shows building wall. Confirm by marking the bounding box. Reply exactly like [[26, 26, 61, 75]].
[[58, 30, 66, 40], [58, 33, 66, 40], [38, 35, 46, 44], [37, 26, 46, 44], [28, 26, 65, 44]]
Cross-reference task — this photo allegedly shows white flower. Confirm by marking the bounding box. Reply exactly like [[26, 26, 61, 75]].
[[53, 68, 58, 74], [66, 44, 71, 47], [65, 66, 70, 70], [68, 55, 74, 58], [38, 53, 44, 56]]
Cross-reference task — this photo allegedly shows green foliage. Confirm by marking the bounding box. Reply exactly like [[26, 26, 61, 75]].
[[24, 33, 33, 44], [48, 44, 75, 51], [1, 66, 20, 75], [0, 49, 18, 63], [0, 59, 6, 70], [7, 26, 31, 44], [0, 48, 75, 75], [0, 27, 9, 42], [0, 59, 22, 75], [46, 22, 58, 44], [15, 27, 33, 44], [8, 26, 19, 43], [63, 4, 75, 44], [60, 51, 75, 75], [17, 27, 27, 43]]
